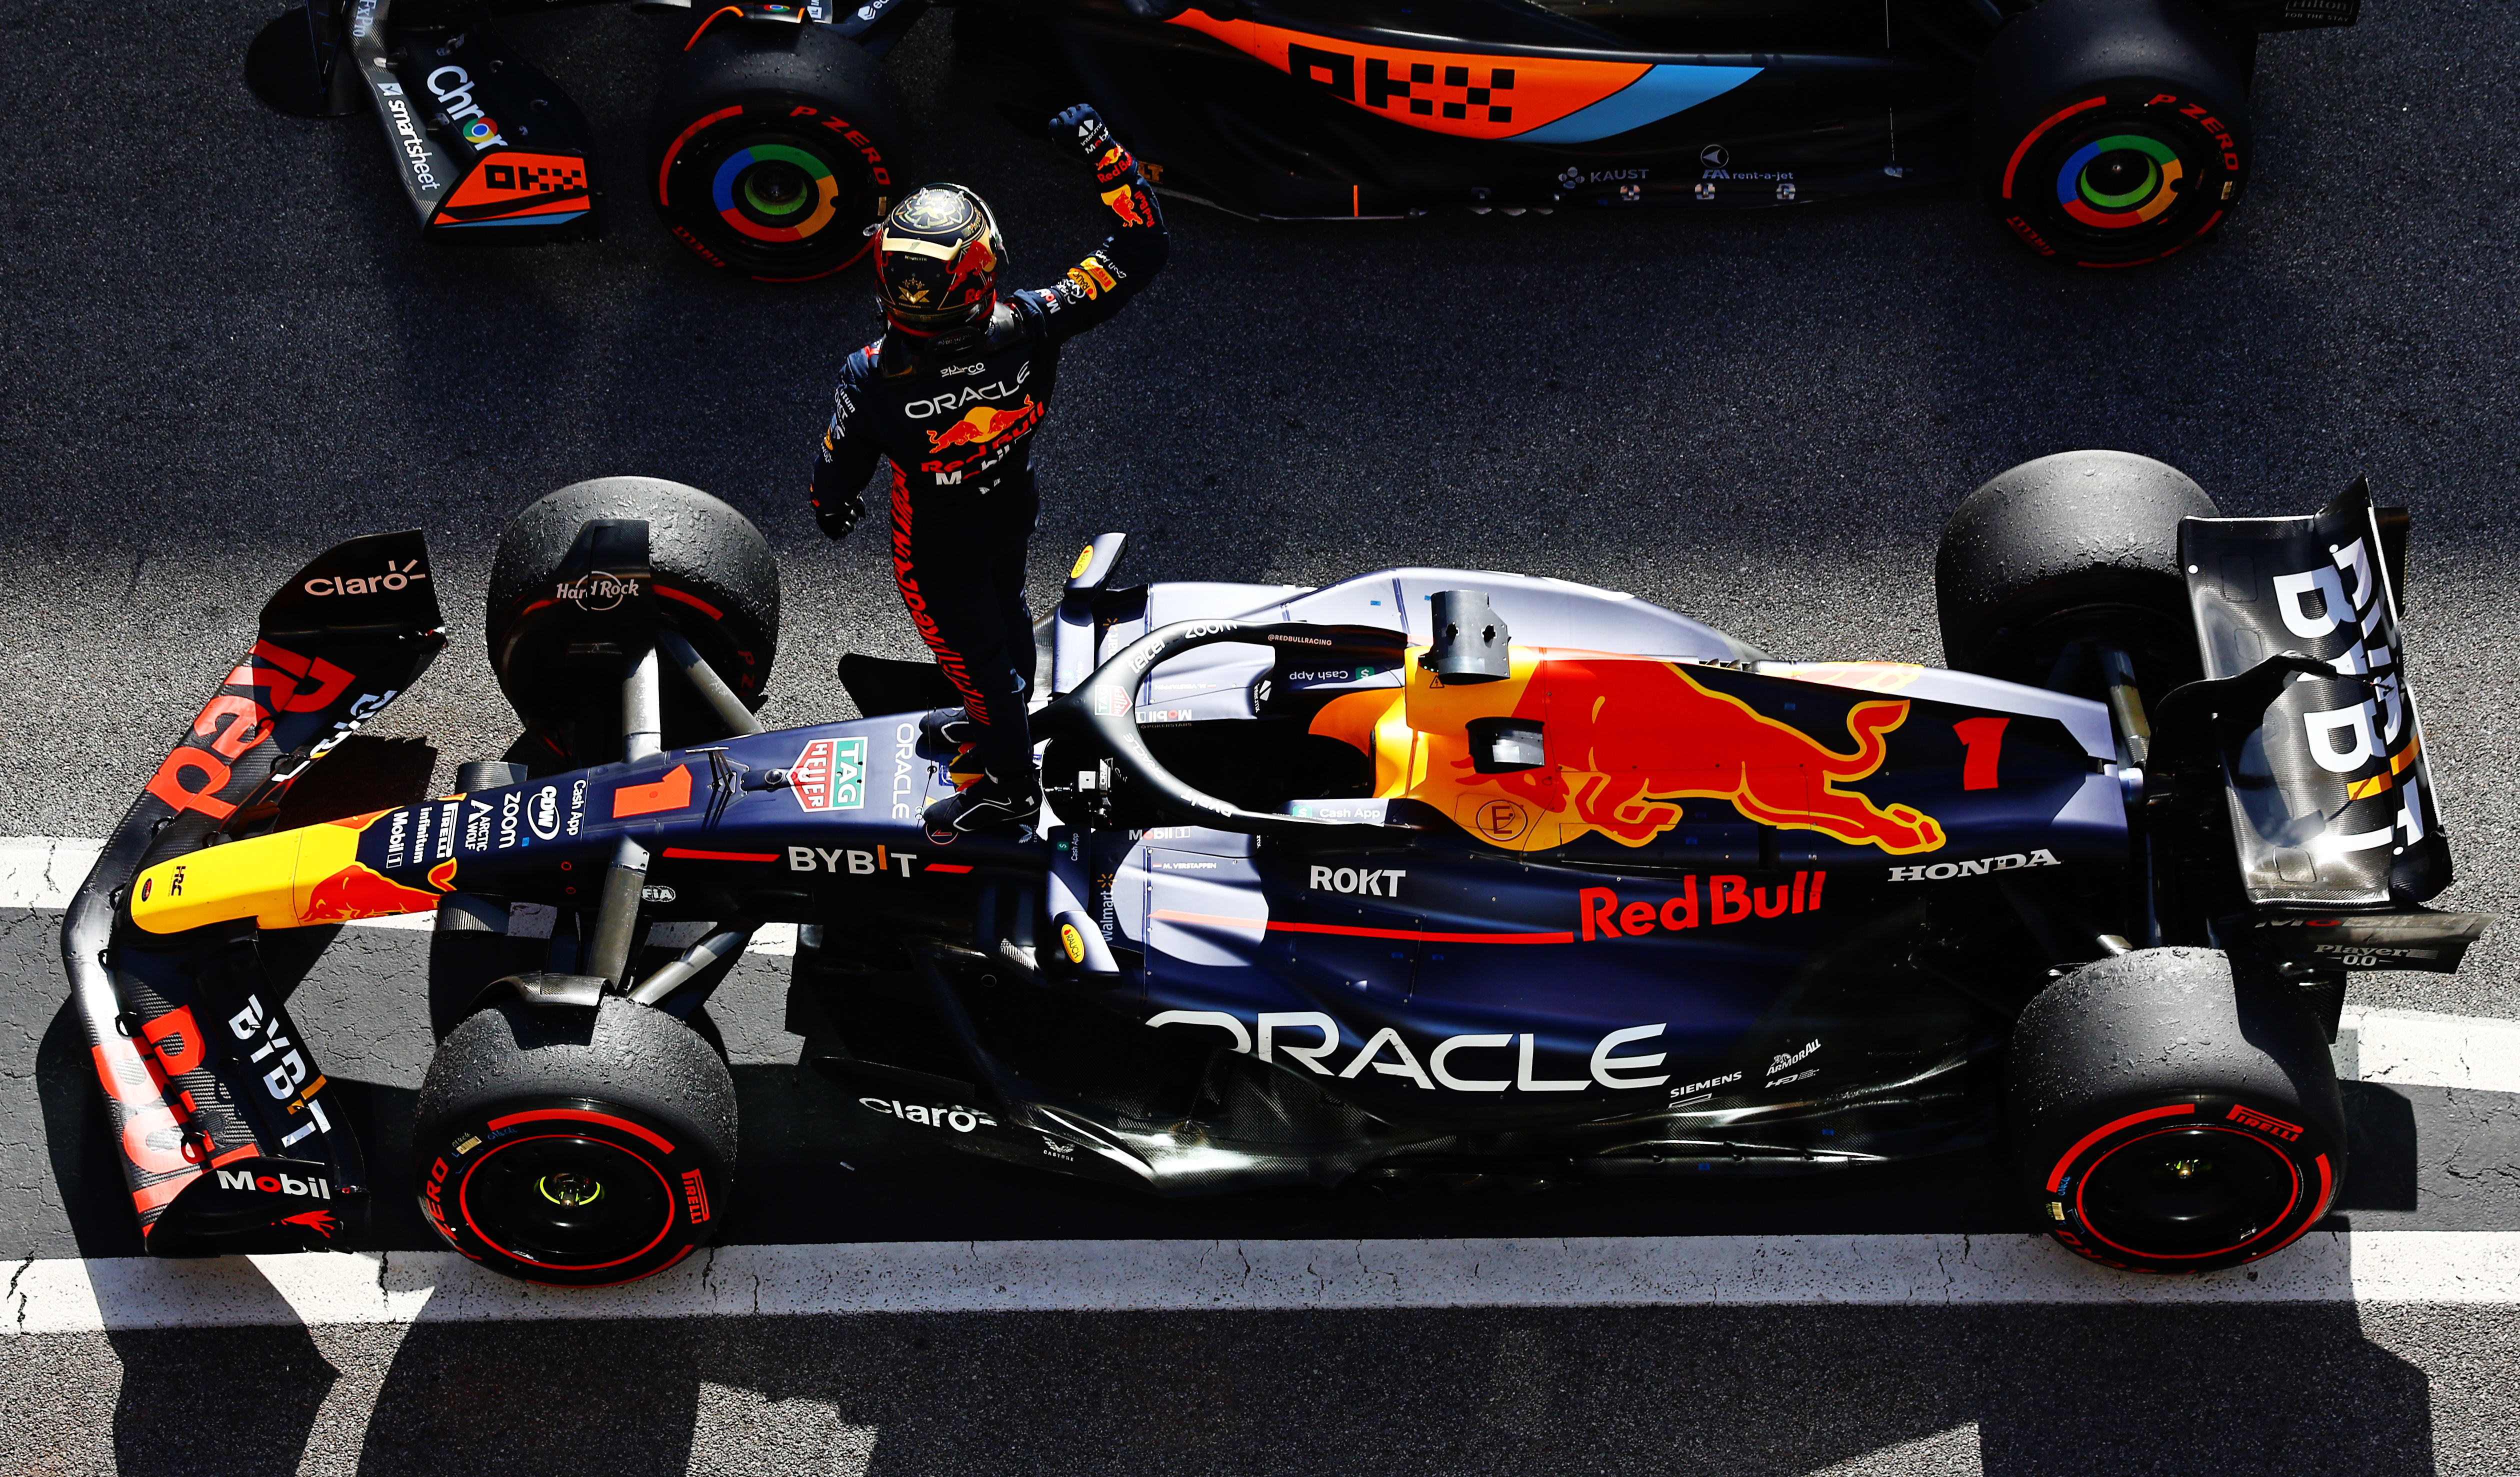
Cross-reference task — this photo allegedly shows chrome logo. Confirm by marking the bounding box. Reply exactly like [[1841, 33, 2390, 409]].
[[2058, 134, 2183, 229], [461, 118, 500, 147], [712, 145, 840, 243]]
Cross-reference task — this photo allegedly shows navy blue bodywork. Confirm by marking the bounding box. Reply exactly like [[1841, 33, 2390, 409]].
[[340, 560, 2131, 1189]]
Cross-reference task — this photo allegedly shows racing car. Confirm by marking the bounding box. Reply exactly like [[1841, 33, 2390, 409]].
[[66, 452, 2486, 1286], [247, 0, 2360, 274]]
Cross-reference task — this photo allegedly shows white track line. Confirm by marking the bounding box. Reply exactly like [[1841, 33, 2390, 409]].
[[8, 1232, 2518, 1335], [0, 836, 796, 954], [6, 837, 2516, 1333]]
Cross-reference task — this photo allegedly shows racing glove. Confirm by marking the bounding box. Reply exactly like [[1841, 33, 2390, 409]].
[[1050, 104, 1120, 166], [811, 486, 865, 542]]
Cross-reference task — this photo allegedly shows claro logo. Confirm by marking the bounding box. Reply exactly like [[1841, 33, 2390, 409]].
[[304, 558, 428, 597]]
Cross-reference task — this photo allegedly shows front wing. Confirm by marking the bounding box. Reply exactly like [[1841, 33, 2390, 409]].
[[62, 532, 445, 1252]]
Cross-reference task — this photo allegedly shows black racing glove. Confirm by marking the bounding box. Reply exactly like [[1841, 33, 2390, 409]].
[[812, 488, 865, 542], [1050, 104, 1118, 164]]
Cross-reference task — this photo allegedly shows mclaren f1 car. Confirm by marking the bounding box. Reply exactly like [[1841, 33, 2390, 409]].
[[66, 453, 2484, 1285], [248, 0, 2358, 274]]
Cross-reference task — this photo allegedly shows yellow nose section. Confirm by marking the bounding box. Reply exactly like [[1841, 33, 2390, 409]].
[[128, 810, 446, 934]]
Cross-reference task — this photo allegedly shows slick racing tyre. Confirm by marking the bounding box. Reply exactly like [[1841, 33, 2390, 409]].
[[1934, 450, 2216, 694], [2008, 948, 2344, 1274], [488, 477, 780, 760], [414, 995, 738, 1286], [1974, 0, 2250, 268], [648, 18, 908, 282]]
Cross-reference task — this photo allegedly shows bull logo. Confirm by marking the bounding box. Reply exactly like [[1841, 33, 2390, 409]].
[[1098, 184, 1154, 228], [924, 396, 1042, 453], [1312, 650, 1945, 855]]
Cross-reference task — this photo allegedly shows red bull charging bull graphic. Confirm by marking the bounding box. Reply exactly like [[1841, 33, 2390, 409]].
[[1313, 648, 1946, 855], [924, 396, 1044, 454]]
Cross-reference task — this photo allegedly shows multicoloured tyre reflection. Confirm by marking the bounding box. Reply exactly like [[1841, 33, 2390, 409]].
[[710, 142, 842, 244], [2058, 132, 2184, 229]]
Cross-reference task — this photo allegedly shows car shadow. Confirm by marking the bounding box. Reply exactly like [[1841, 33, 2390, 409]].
[[320, 1298, 2432, 1476]]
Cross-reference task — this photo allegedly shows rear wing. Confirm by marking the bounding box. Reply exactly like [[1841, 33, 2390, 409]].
[[2178, 484, 2488, 972], [61, 532, 445, 1252]]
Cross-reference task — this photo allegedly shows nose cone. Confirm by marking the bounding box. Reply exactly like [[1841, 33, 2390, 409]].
[[128, 812, 437, 934]]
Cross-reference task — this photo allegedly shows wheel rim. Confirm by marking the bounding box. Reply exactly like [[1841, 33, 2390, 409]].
[[2079, 1125, 2300, 1260], [2058, 131, 2186, 229], [458, 1133, 678, 1271], [711, 142, 842, 244]]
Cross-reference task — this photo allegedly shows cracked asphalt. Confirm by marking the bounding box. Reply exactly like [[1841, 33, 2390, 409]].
[[2, 0, 2516, 1470]]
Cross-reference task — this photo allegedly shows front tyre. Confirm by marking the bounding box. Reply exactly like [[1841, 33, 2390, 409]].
[[1974, 0, 2250, 268], [1934, 450, 2218, 694], [2009, 948, 2344, 1274], [487, 476, 782, 760], [415, 996, 738, 1286], [648, 20, 910, 282]]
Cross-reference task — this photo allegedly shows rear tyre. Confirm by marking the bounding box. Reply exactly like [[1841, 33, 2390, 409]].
[[648, 19, 909, 282], [487, 477, 780, 758], [1974, 0, 2250, 268], [414, 996, 738, 1287], [1934, 450, 2217, 694], [2009, 947, 2344, 1274]]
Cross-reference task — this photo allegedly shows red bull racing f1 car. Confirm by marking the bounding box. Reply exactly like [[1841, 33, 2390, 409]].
[[250, 0, 2358, 273], [65, 454, 2486, 1285]]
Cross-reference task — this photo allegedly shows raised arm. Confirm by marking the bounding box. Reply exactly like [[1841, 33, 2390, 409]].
[[1025, 104, 1169, 342]]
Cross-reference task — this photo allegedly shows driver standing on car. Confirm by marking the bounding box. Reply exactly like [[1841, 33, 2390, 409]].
[[808, 103, 1167, 842]]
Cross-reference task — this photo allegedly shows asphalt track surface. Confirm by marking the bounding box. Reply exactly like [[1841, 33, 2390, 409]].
[[2, 0, 2518, 1471]]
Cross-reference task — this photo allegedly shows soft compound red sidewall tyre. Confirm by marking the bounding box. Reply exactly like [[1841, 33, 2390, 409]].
[[2040, 1095, 2340, 1274], [1974, 0, 2250, 268], [416, 998, 738, 1288], [486, 477, 781, 756], [2008, 948, 2346, 1275], [1990, 84, 2245, 268], [648, 22, 909, 282]]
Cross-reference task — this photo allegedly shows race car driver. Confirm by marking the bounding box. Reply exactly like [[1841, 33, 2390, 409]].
[[808, 104, 1167, 842]]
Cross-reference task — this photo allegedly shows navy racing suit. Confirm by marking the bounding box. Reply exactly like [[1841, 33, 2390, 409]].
[[809, 124, 1167, 790]]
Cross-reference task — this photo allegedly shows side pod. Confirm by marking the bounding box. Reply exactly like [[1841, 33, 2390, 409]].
[[62, 532, 446, 1253]]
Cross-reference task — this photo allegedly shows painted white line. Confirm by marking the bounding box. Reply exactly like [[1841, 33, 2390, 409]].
[[0, 836, 796, 955], [0, 836, 104, 910], [2340, 1010, 2520, 1094], [8, 1232, 2518, 1335]]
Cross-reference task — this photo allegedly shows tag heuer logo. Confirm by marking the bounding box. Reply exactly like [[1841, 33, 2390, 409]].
[[790, 736, 868, 812]]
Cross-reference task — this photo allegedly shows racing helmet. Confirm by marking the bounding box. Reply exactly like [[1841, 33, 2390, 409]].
[[872, 184, 1005, 342]]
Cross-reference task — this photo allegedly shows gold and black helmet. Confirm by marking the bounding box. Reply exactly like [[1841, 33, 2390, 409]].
[[871, 184, 1005, 338]]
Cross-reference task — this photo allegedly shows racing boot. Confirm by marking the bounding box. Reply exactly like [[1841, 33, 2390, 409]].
[[917, 706, 976, 752], [923, 769, 1040, 844]]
